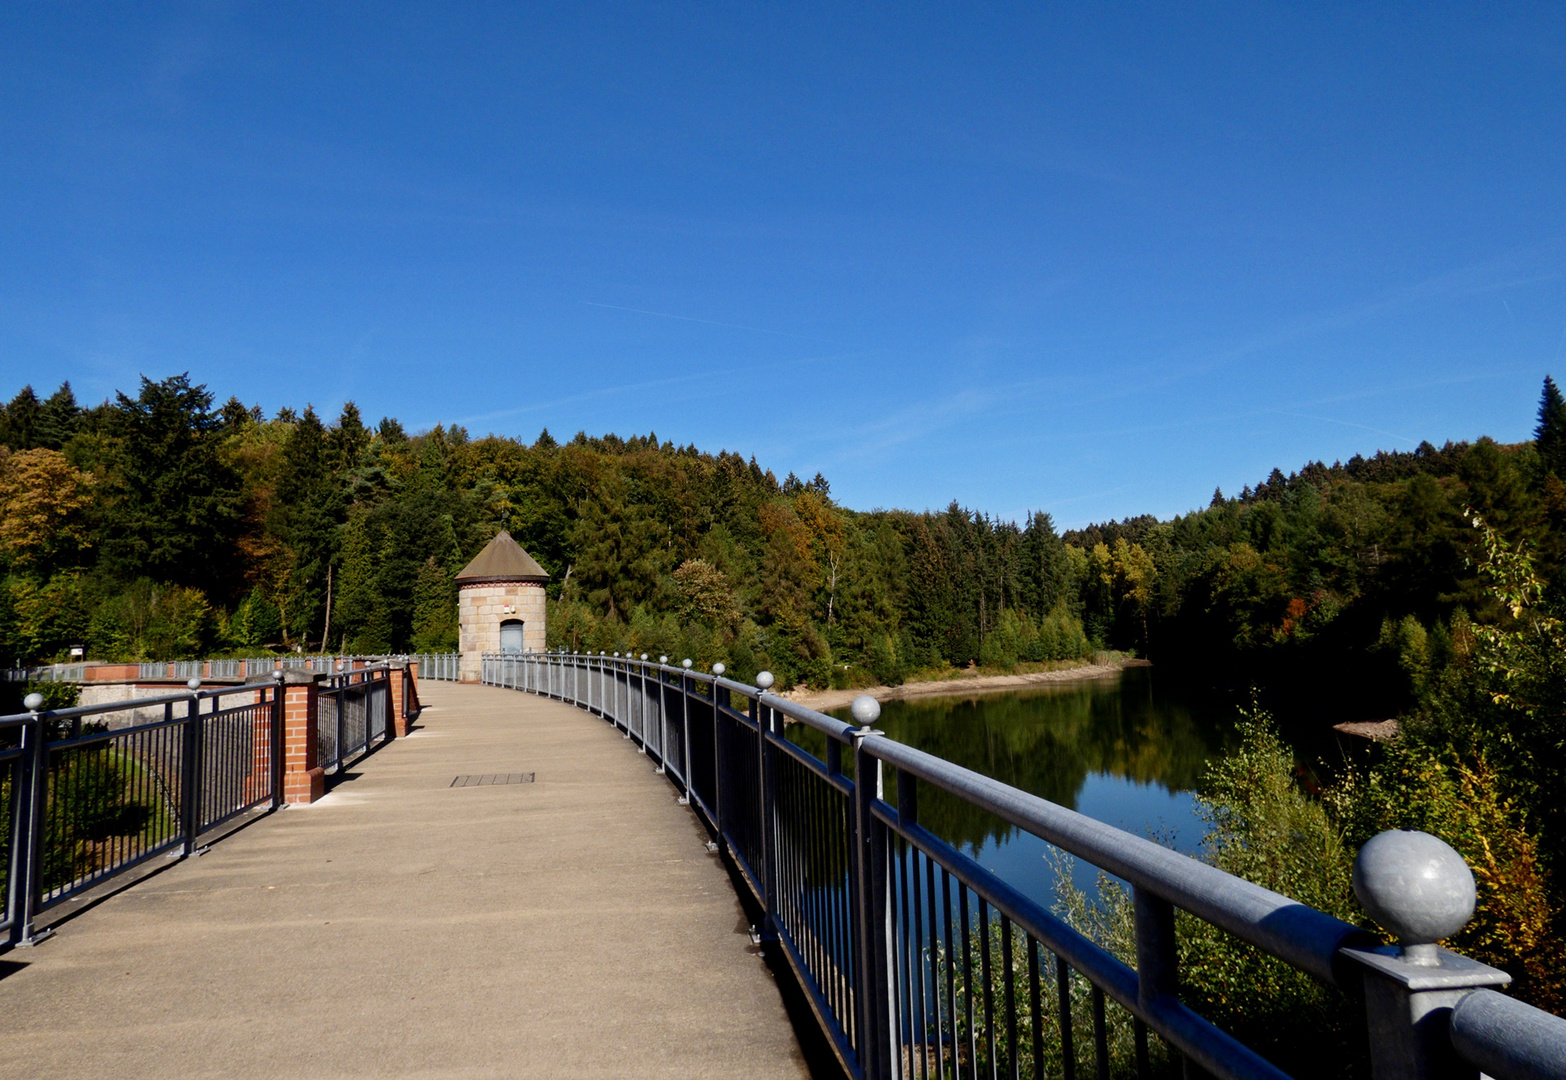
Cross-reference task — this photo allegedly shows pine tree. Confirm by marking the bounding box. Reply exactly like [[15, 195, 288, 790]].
[[329, 402, 369, 472], [411, 556, 458, 651], [1535, 375, 1566, 476], [0, 386, 41, 449], [37, 382, 79, 450], [268, 406, 344, 641], [97, 374, 242, 595]]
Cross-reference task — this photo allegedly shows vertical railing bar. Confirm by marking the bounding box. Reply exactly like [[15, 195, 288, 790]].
[[1058, 956, 1077, 1080], [835, 770, 851, 1030], [942, 867, 957, 1079], [960, 883, 976, 1080], [809, 754, 827, 1011], [1029, 939, 1045, 1080], [782, 755, 796, 949], [1091, 987, 1109, 1080], [814, 757, 835, 1027], [844, 774, 858, 1041], [980, 897, 995, 1080], [897, 835, 913, 1076], [914, 847, 931, 1080], [926, 855, 946, 1076], [1002, 917, 1018, 1080], [820, 759, 837, 1018]]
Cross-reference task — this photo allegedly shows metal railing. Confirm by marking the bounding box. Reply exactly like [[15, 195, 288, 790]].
[[482, 651, 1566, 1080], [1, 664, 87, 683], [316, 666, 395, 774], [409, 653, 460, 681], [4, 655, 420, 686], [2, 678, 285, 948]]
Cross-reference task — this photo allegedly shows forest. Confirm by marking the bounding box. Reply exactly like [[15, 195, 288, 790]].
[[2, 372, 1563, 720]]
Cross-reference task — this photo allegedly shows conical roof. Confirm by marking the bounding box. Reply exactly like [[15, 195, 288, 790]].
[[455, 530, 550, 584]]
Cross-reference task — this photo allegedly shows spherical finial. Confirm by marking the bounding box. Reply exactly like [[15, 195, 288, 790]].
[[613, 651, 620, 658], [187, 677, 203, 692], [1353, 830, 1476, 959], [23, 692, 44, 711], [712, 662, 726, 676], [659, 655, 669, 664], [850, 695, 881, 726], [755, 670, 775, 691], [682, 659, 692, 669], [641, 653, 648, 661]]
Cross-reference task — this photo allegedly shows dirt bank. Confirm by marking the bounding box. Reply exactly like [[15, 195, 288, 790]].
[[780, 656, 1149, 713]]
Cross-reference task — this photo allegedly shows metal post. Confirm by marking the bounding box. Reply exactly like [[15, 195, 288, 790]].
[[617, 656, 627, 734], [637, 656, 649, 753], [180, 680, 204, 855], [849, 695, 894, 1080], [1342, 831, 1511, 1080], [13, 697, 52, 946], [1133, 887, 1178, 1076], [679, 660, 693, 803], [711, 663, 727, 841], [335, 680, 345, 772], [754, 671, 779, 938], [270, 671, 286, 809]]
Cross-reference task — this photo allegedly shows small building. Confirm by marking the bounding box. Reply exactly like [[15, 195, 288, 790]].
[[455, 530, 549, 681]]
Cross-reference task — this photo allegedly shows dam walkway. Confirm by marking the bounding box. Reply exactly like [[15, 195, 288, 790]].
[[0, 681, 809, 1080]]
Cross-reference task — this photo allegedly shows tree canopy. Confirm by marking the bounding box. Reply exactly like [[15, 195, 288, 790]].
[[2, 373, 1562, 720]]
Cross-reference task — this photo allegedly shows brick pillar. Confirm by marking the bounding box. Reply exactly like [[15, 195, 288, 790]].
[[281, 670, 325, 804], [404, 660, 422, 724], [387, 662, 407, 738]]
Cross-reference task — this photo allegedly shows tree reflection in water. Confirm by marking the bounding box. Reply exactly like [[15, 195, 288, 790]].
[[793, 668, 1235, 900]]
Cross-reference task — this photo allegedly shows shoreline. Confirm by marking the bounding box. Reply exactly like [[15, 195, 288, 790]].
[[779, 656, 1149, 713]]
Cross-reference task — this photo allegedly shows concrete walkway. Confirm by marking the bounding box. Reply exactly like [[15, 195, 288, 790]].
[[0, 682, 810, 1079]]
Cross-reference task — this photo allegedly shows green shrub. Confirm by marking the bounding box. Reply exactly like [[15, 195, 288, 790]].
[[937, 873, 1173, 1080], [1180, 710, 1364, 1077], [1052, 711, 1365, 1079]]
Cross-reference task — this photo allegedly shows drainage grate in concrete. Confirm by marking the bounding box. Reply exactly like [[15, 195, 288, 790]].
[[450, 773, 536, 787]]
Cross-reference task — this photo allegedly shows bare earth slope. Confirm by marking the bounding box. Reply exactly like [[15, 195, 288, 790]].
[[783, 657, 1144, 713]]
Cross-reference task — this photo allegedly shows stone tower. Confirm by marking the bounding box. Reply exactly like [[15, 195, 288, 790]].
[[455, 530, 549, 682]]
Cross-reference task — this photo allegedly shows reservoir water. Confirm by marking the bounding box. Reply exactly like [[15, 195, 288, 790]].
[[802, 667, 1238, 904]]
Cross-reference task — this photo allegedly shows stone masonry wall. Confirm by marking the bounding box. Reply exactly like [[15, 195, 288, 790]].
[[459, 582, 546, 681]]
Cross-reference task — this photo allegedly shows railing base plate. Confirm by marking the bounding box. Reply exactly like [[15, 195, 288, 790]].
[[17, 927, 54, 947]]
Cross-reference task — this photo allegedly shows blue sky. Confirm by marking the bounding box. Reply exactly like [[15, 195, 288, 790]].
[[2, 4, 1564, 527]]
